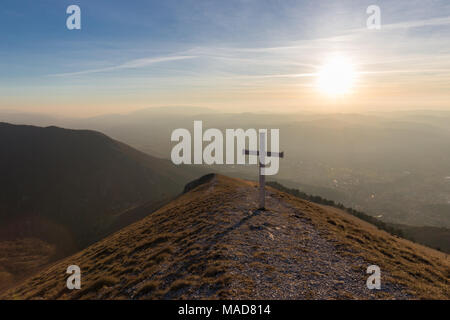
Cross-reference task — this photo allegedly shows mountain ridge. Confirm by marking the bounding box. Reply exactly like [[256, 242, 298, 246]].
[[3, 174, 448, 299]]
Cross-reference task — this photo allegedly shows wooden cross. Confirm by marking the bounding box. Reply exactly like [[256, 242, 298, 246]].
[[243, 131, 284, 210]]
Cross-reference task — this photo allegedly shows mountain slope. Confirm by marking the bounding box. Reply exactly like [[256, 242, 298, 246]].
[[3, 174, 448, 299], [0, 122, 203, 291]]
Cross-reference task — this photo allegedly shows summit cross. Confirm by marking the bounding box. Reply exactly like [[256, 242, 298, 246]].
[[243, 131, 284, 210]]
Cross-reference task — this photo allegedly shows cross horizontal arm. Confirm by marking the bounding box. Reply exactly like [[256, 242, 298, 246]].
[[243, 149, 284, 158]]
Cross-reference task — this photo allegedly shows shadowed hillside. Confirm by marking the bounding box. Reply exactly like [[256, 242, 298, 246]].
[[3, 174, 448, 300], [0, 123, 203, 292]]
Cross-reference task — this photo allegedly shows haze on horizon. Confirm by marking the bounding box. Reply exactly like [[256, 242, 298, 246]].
[[0, 0, 449, 117]]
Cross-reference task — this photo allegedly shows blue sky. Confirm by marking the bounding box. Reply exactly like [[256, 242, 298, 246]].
[[1, 0, 449, 116]]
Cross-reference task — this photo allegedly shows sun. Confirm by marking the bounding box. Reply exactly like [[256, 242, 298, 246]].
[[316, 56, 356, 95]]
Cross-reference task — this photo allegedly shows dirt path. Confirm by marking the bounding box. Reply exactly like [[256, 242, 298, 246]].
[[220, 186, 411, 299]]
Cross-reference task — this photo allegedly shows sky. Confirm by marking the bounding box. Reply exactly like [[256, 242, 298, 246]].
[[0, 0, 449, 116]]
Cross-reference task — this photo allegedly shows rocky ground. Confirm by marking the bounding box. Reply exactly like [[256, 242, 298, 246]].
[[220, 186, 411, 299]]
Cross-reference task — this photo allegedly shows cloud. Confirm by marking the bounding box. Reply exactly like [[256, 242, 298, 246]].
[[381, 16, 450, 30], [50, 55, 196, 77], [47, 15, 450, 82], [340, 15, 450, 36]]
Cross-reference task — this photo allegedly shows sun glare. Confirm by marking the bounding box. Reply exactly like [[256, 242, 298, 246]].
[[316, 56, 356, 95]]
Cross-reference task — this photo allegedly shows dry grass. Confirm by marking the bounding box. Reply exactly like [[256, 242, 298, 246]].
[[1, 175, 246, 299], [0, 238, 56, 293]]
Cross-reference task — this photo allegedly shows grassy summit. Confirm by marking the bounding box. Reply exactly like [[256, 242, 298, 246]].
[[3, 174, 448, 299]]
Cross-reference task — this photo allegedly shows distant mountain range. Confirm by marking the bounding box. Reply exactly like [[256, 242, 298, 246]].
[[2, 109, 449, 227], [0, 122, 204, 291], [55, 108, 449, 228]]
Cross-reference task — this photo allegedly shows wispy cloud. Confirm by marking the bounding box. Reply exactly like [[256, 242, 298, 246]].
[[47, 14, 450, 80], [50, 55, 197, 77], [380, 16, 450, 31], [229, 73, 318, 79]]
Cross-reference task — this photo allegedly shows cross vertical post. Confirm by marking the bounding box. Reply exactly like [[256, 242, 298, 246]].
[[243, 131, 284, 210], [259, 131, 266, 209]]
